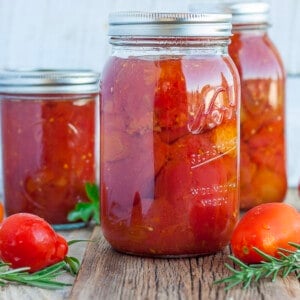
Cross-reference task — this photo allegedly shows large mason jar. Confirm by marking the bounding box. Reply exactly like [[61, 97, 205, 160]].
[[227, 2, 287, 209], [101, 12, 240, 256]]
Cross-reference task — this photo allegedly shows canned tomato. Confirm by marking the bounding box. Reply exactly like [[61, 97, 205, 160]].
[[228, 2, 287, 209], [101, 12, 240, 256], [0, 70, 100, 229]]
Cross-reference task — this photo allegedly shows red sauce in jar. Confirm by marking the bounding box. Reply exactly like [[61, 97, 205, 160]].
[[229, 31, 287, 209], [0, 93, 97, 226], [101, 55, 239, 256]]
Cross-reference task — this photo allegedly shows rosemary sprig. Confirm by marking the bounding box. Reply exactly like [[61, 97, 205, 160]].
[[67, 182, 100, 225], [0, 239, 90, 289], [215, 242, 300, 290], [0, 261, 72, 289]]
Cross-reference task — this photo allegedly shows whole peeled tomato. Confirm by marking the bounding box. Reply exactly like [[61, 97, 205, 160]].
[[231, 203, 300, 264], [0, 213, 68, 272]]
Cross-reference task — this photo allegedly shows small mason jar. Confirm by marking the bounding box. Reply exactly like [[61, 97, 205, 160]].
[[227, 2, 287, 209], [0, 70, 100, 229], [100, 12, 240, 256]]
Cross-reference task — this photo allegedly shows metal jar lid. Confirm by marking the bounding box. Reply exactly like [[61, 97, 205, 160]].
[[227, 2, 270, 25], [108, 11, 232, 37], [0, 69, 100, 94]]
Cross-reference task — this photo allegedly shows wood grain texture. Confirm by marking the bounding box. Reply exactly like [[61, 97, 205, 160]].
[[69, 189, 300, 300]]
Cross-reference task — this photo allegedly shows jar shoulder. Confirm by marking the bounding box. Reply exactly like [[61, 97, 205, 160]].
[[229, 32, 285, 79]]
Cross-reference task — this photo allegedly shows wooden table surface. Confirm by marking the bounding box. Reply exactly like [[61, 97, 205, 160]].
[[1, 189, 299, 300]]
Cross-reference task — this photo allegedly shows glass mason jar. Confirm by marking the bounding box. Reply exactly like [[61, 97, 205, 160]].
[[100, 12, 240, 256], [227, 2, 287, 209], [0, 70, 100, 229]]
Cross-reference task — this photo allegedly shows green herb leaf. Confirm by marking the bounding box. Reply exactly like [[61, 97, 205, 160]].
[[64, 256, 81, 276], [68, 202, 94, 223], [67, 182, 100, 225], [0, 261, 71, 289], [67, 239, 93, 246], [215, 243, 300, 290], [85, 182, 100, 224]]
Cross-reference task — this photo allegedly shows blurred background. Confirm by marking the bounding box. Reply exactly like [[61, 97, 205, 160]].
[[0, 0, 299, 188]]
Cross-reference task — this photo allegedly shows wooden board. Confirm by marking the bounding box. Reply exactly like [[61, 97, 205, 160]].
[[70, 189, 300, 300]]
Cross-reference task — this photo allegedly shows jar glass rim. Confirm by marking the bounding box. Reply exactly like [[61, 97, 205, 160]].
[[0, 69, 100, 94]]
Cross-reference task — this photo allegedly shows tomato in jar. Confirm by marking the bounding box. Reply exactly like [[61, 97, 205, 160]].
[[101, 12, 240, 256], [228, 2, 287, 209], [0, 70, 99, 229]]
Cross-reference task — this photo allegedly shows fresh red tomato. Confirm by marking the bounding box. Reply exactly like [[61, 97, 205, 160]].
[[231, 203, 300, 264], [0, 213, 68, 272]]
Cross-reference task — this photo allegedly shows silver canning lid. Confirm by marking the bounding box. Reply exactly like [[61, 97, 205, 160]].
[[0, 69, 100, 94], [109, 11, 232, 37], [228, 2, 270, 25]]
